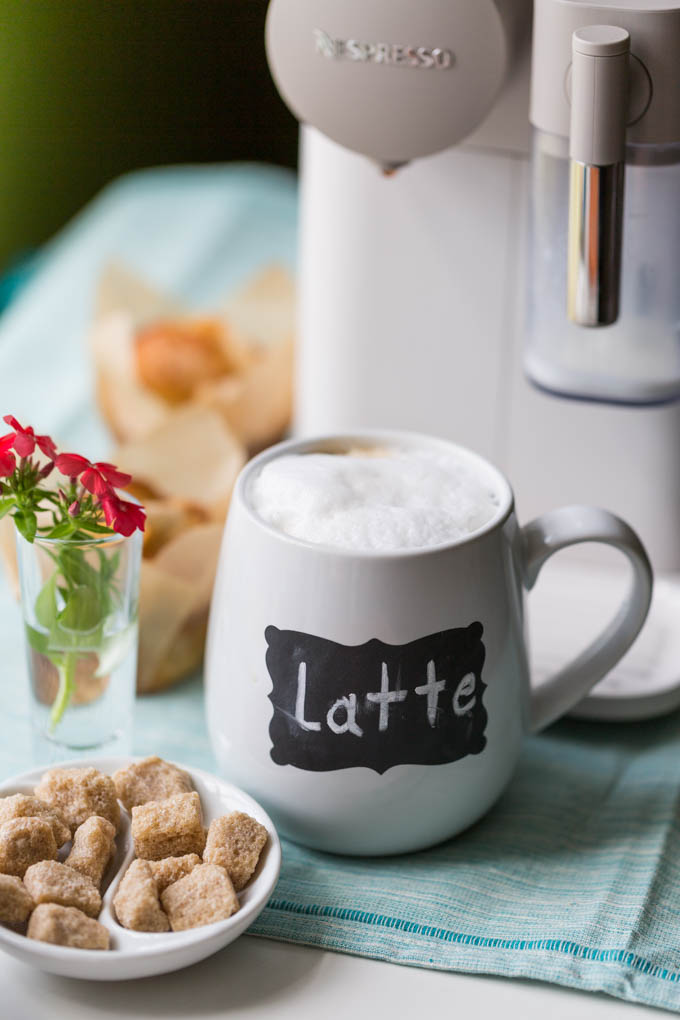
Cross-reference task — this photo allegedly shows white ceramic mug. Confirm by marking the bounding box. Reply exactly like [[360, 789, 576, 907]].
[[205, 431, 653, 855]]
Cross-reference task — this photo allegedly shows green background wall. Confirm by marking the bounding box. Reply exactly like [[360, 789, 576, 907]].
[[0, 1, 298, 267]]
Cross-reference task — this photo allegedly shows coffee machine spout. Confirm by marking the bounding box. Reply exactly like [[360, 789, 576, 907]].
[[567, 26, 629, 327]]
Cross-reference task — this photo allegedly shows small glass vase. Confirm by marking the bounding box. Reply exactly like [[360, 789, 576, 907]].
[[15, 529, 142, 762]]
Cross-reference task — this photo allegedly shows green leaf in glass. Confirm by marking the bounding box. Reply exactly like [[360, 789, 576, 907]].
[[35, 572, 58, 630], [57, 584, 103, 633], [13, 510, 37, 543]]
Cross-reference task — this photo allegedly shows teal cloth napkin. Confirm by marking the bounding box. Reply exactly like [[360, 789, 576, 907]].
[[1, 165, 679, 1014], [251, 715, 680, 1013]]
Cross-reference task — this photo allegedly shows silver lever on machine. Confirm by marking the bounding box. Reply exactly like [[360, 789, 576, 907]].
[[567, 25, 630, 327]]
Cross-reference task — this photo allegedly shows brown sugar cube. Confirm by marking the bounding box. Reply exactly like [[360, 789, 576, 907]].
[[0, 818, 58, 877], [113, 859, 169, 932], [131, 792, 205, 860], [34, 767, 120, 834], [203, 812, 268, 892], [161, 863, 238, 931], [0, 794, 70, 848], [148, 854, 201, 894], [28, 904, 109, 950], [23, 860, 101, 918], [0, 874, 33, 924], [112, 756, 193, 811], [65, 816, 116, 888]]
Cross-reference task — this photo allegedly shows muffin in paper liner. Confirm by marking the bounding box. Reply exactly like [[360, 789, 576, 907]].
[[0, 260, 296, 693]]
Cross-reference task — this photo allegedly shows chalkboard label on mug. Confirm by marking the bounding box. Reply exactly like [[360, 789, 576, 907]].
[[265, 623, 487, 775]]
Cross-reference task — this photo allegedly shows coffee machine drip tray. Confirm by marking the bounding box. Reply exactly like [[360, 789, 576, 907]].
[[528, 560, 680, 722]]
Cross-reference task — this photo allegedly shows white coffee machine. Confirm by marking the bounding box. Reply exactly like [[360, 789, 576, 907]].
[[264, 0, 680, 718]]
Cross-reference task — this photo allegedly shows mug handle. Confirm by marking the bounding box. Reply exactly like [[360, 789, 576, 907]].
[[522, 505, 653, 732]]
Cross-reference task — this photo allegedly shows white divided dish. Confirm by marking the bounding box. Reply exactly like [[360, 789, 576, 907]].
[[529, 560, 680, 721], [0, 757, 281, 980]]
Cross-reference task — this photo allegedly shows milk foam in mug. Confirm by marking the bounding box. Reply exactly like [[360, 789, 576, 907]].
[[249, 444, 501, 551]]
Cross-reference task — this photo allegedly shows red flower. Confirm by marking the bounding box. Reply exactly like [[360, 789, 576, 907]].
[[2, 417, 145, 540], [0, 432, 16, 479], [37, 434, 57, 460], [3, 415, 57, 460], [56, 453, 131, 496], [100, 493, 146, 537], [55, 452, 90, 478], [81, 461, 132, 497]]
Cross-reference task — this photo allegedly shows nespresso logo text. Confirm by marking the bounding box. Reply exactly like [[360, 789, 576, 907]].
[[314, 29, 453, 70]]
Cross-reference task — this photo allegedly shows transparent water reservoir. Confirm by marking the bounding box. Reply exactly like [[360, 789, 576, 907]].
[[526, 129, 680, 405]]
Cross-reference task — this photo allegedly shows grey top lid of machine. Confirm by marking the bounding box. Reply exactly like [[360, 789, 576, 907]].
[[265, 0, 530, 166]]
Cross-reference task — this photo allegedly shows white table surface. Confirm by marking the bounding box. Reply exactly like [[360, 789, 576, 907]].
[[0, 936, 666, 1019]]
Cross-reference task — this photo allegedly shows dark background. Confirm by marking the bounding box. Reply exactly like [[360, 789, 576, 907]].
[[0, 0, 298, 268]]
